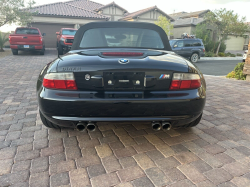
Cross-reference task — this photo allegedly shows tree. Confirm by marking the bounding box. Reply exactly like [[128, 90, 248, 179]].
[[194, 23, 225, 53], [155, 15, 173, 37], [195, 23, 211, 46], [205, 8, 249, 55], [0, 32, 9, 52], [0, 0, 36, 27]]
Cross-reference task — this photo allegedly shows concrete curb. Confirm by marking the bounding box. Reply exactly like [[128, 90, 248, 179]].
[[200, 57, 242, 60], [204, 74, 226, 77]]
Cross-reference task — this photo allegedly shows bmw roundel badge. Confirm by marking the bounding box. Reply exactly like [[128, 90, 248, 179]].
[[119, 59, 129, 64], [85, 74, 90, 80]]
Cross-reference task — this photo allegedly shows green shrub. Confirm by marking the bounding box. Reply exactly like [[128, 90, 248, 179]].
[[236, 53, 242, 56], [0, 32, 9, 52], [205, 51, 214, 57], [204, 41, 226, 53], [205, 41, 216, 52], [225, 52, 236, 57], [226, 71, 235, 78], [218, 52, 225, 57], [234, 62, 246, 80], [217, 42, 226, 53]]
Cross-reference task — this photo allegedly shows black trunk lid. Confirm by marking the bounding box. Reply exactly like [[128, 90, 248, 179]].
[[57, 49, 189, 91]]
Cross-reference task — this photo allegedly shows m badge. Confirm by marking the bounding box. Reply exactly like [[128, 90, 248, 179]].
[[159, 74, 170, 79]]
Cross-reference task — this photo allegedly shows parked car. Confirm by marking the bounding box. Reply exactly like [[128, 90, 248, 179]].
[[37, 22, 206, 132], [243, 50, 248, 62], [9, 27, 45, 55], [169, 38, 205, 63], [56, 28, 77, 55]]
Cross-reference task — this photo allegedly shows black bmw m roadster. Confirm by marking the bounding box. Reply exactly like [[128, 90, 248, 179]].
[[37, 22, 206, 131]]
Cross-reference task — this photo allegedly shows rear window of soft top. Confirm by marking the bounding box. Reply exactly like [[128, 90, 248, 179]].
[[16, 28, 39, 35], [79, 28, 164, 49]]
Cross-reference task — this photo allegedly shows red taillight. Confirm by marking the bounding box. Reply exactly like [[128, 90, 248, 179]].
[[9, 36, 11, 42], [203, 48, 205, 52], [43, 78, 55, 88], [102, 52, 144, 56], [170, 73, 201, 90], [43, 73, 77, 90], [40, 37, 43, 44]]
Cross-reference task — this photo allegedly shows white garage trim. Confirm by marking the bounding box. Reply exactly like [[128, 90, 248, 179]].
[[32, 16, 107, 25]]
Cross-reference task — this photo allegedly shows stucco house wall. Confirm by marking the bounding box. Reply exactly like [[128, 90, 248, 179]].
[[101, 6, 125, 21], [172, 26, 193, 39]]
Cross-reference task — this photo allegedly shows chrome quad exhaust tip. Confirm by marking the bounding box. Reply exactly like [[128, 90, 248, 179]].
[[86, 122, 96, 132], [152, 122, 162, 131], [76, 122, 86, 132], [162, 122, 171, 131]]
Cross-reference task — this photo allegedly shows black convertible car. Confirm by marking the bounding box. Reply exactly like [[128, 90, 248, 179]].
[[37, 22, 206, 132]]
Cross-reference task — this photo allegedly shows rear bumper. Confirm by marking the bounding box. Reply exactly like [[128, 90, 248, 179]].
[[41, 111, 202, 128], [10, 45, 43, 50], [38, 87, 206, 128]]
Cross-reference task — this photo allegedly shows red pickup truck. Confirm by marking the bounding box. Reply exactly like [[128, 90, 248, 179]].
[[56, 28, 77, 55], [9, 27, 45, 55]]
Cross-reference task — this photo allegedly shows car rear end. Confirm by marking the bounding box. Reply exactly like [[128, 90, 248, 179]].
[[37, 22, 206, 130], [37, 51, 206, 129], [9, 28, 44, 54]]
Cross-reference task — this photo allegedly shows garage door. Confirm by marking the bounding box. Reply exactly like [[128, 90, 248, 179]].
[[31, 23, 75, 48], [225, 36, 245, 51]]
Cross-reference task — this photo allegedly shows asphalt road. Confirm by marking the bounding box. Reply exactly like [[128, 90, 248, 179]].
[[195, 60, 242, 76]]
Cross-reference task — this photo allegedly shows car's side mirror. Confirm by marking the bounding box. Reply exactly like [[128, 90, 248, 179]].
[[42, 33, 46, 36], [174, 45, 177, 48], [56, 32, 59, 35]]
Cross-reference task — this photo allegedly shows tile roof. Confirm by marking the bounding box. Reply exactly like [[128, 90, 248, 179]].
[[28, 0, 109, 19], [95, 1, 128, 13], [66, 0, 103, 11], [119, 6, 174, 21], [169, 10, 210, 20], [172, 17, 204, 27]]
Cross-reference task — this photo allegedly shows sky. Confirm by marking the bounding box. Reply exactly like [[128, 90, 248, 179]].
[[1, 0, 250, 32]]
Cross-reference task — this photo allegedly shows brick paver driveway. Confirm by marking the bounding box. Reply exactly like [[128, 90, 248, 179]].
[[1, 50, 250, 187]]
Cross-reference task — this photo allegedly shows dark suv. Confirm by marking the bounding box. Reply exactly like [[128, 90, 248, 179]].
[[169, 39, 205, 63]]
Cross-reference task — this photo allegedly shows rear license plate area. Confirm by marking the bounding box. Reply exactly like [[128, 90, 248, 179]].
[[103, 72, 145, 90], [105, 93, 143, 98], [24, 45, 29, 48]]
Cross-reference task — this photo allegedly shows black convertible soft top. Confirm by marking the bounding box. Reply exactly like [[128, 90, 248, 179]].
[[71, 21, 172, 51]]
